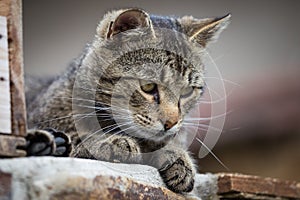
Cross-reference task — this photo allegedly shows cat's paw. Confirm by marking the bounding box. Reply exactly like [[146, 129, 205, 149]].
[[25, 128, 71, 157], [45, 128, 72, 156], [25, 129, 56, 156], [72, 135, 141, 163], [109, 136, 142, 163], [159, 157, 195, 193], [87, 136, 142, 163]]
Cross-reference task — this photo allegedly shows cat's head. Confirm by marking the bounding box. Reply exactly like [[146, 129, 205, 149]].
[[77, 8, 230, 142]]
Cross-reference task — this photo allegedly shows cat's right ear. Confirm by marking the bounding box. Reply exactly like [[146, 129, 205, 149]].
[[97, 8, 153, 39], [178, 14, 231, 47]]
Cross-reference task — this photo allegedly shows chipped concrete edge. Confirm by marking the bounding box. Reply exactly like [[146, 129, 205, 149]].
[[0, 157, 219, 200]]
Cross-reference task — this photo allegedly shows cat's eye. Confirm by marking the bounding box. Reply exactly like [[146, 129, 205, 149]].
[[140, 81, 157, 93], [180, 87, 194, 98]]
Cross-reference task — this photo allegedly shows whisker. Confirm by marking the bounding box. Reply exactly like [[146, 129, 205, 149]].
[[75, 86, 112, 94], [73, 112, 129, 123], [73, 110, 99, 122], [36, 115, 74, 124], [204, 76, 242, 88], [196, 138, 229, 171], [182, 123, 224, 132], [211, 53, 226, 62], [205, 86, 223, 99], [196, 87, 235, 104], [55, 96, 129, 113], [99, 123, 136, 143], [183, 124, 212, 133], [229, 127, 241, 131], [36, 105, 129, 127], [36, 109, 99, 124], [81, 121, 133, 144], [53, 96, 91, 101], [97, 125, 137, 146], [102, 122, 130, 134], [95, 52, 113, 66], [184, 110, 232, 121], [74, 112, 128, 118], [72, 104, 113, 112]]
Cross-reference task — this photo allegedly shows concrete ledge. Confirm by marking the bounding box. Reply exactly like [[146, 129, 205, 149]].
[[0, 157, 218, 200]]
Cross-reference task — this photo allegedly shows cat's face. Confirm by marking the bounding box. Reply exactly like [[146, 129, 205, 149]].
[[103, 72, 202, 142], [79, 8, 230, 142], [128, 74, 203, 140]]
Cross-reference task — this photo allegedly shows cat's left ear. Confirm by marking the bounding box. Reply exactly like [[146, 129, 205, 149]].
[[97, 8, 153, 39], [178, 14, 231, 47]]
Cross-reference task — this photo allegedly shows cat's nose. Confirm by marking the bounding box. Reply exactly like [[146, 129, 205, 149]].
[[160, 102, 180, 131], [164, 119, 178, 131]]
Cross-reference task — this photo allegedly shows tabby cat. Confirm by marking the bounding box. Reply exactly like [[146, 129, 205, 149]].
[[25, 8, 230, 193]]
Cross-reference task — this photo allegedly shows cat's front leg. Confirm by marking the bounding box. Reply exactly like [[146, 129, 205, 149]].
[[145, 144, 195, 193], [72, 134, 142, 164]]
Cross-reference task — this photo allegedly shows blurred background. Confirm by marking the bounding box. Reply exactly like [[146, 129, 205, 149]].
[[23, 0, 300, 181]]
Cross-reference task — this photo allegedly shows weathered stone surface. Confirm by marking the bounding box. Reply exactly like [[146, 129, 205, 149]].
[[193, 173, 219, 200], [0, 171, 11, 200], [217, 173, 300, 199], [0, 157, 218, 200]]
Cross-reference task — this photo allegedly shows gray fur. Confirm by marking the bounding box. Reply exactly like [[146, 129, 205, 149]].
[[26, 8, 230, 193]]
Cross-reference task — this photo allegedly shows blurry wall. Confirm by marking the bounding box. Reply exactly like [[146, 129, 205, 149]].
[[24, 0, 300, 79], [23, 1, 300, 181]]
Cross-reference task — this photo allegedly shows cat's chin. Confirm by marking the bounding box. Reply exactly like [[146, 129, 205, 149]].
[[132, 129, 178, 143]]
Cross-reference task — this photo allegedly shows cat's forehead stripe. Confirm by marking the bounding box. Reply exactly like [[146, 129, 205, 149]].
[[109, 48, 203, 87]]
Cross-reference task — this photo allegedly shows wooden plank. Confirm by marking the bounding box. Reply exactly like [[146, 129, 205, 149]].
[[0, 16, 11, 134], [0, 134, 25, 157], [0, 171, 12, 200], [218, 173, 300, 199], [0, 0, 26, 136]]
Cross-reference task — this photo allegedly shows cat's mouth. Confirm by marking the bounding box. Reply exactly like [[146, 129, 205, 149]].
[[132, 120, 181, 142]]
